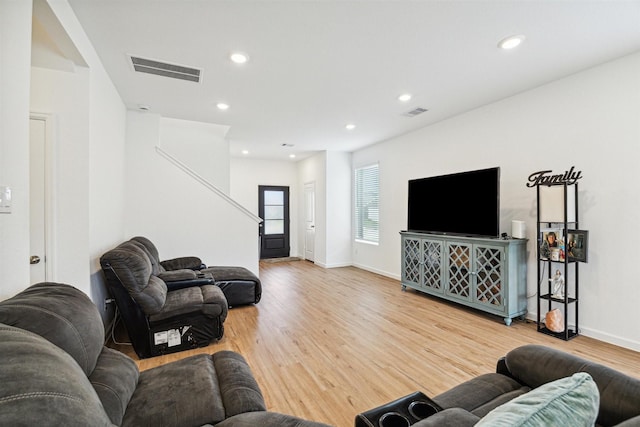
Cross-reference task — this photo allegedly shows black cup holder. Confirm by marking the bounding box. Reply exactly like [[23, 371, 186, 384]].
[[378, 412, 410, 427], [408, 400, 439, 420], [355, 391, 443, 427]]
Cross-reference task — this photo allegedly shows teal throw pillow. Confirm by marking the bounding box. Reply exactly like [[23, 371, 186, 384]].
[[476, 372, 599, 427]]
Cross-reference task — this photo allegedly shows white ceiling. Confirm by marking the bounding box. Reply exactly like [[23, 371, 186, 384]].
[[66, 0, 640, 161]]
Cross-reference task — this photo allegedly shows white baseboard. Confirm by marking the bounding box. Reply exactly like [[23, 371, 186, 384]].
[[351, 262, 400, 281], [322, 262, 353, 269], [579, 326, 640, 352], [525, 312, 640, 352]]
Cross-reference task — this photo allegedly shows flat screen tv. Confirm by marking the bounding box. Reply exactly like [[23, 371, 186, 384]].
[[407, 167, 500, 238]]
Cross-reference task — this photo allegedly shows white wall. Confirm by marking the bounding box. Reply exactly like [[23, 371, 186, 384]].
[[0, 0, 33, 299], [36, 1, 128, 313], [0, 0, 127, 314], [160, 117, 231, 194], [352, 52, 640, 351], [125, 111, 260, 275], [325, 151, 352, 267], [230, 157, 299, 257]]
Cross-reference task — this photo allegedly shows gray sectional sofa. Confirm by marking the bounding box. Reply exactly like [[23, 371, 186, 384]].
[[359, 345, 640, 427], [0, 282, 330, 427], [428, 344, 640, 426]]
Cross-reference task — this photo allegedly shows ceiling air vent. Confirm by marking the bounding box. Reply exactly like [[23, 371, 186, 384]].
[[404, 107, 428, 117], [129, 55, 202, 83]]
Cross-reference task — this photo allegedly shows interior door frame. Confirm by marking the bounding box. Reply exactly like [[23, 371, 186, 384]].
[[30, 113, 57, 282], [258, 185, 290, 259], [304, 181, 315, 262]]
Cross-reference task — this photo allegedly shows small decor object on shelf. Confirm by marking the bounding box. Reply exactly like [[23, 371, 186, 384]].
[[545, 308, 564, 333], [540, 229, 562, 260], [567, 229, 589, 263], [550, 269, 565, 299]]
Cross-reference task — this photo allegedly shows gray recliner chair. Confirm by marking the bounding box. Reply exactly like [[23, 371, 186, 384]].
[[0, 282, 332, 427], [100, 240, 228, 358], [130, 236, 262, 307]]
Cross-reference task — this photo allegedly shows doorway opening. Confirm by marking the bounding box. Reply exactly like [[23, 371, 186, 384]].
[[258, 186, 290, 259]]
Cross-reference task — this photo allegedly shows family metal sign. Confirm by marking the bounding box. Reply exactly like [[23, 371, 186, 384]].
[[526, 166, 583, 187]]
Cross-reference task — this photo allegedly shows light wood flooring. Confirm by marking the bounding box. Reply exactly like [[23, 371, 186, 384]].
[[110, 260, 639, 427]]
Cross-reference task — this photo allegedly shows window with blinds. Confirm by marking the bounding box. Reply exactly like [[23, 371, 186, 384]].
[[355, 163, 379, 243]]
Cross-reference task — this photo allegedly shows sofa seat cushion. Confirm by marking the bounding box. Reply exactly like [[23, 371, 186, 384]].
[[89, 347, 140, 425], [122, 351, 265, 427], [413, 408, 481, 427], [149, 285, 227, 322], [476, 372, 599, 427], [433, 373, 530, 414], [0, 324, 113, 426]]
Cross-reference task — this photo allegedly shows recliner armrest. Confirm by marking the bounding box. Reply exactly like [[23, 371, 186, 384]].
[[157, 269, 198, 282], [165, 277, 215, 291], [161, 256, 204, 271], [159, 271, 215, 291]]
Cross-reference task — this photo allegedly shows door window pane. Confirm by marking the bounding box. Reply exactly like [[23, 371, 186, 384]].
[[265, 206, 284, 220], [265, 220, 284, 235], [264, 190, 283, 205]]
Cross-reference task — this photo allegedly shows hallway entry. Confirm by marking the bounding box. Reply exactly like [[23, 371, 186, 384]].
[[258, 186, 290, 259]]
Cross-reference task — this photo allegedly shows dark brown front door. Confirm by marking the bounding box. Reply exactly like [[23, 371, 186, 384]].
[[259, 185, 290, 259]]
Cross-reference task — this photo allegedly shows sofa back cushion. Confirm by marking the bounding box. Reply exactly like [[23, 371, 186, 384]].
[[505, 344, 640, 426], [0, 323, 113, 426], [0, 282, 104, 376], [129, 237, 165, 275], [476, 372, 599, 427], [101, 242, 168, 315]]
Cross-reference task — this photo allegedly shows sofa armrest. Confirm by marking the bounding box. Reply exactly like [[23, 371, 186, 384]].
[[216, 411, 333, 427], [161, 256, 204, 271], [160, 271, 215, 292], [413, 408, 480, 427], [157, 269, 198, 282]]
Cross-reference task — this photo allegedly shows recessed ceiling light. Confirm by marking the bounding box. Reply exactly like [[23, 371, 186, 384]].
[[345, 123, 356, 130], [281, 143, 295, 147], [230, 52, 249, 64], [498, 35, 525, 50], [289, 154, 296, 159], [398, 94, 412, 102], [138, 104, 150, 111], [242, 150, 249, 155], [216, 103, 230, 110]]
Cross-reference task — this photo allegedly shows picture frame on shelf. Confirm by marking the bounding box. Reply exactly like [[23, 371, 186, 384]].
[[540, 228, 563, 260], [567, 229, 589, 263]]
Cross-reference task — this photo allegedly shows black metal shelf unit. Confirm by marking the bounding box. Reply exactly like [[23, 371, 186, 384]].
[[536, 182, 579, 341]]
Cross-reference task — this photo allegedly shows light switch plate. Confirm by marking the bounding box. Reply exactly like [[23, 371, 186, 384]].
[[0, 186, 12, 213]]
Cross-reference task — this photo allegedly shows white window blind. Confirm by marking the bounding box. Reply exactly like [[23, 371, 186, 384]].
[[355, 163, 379, 243]]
